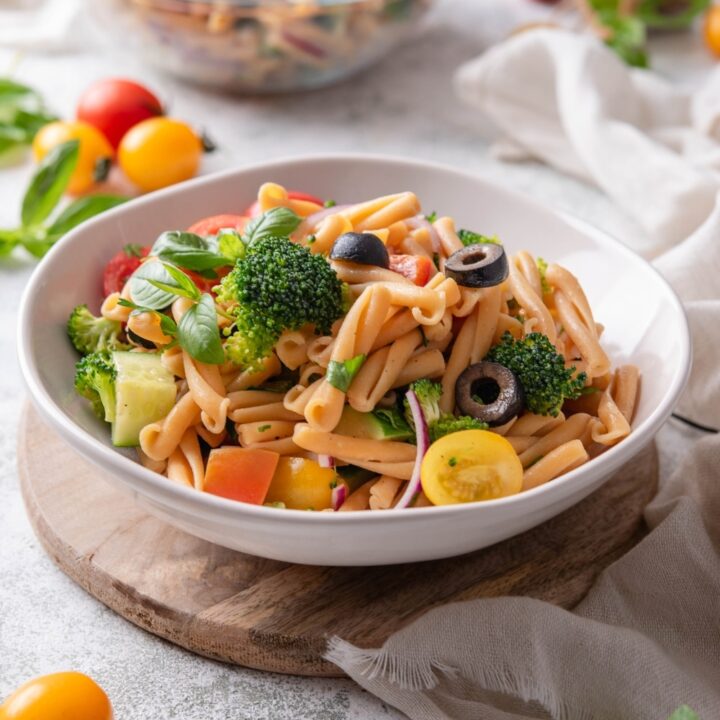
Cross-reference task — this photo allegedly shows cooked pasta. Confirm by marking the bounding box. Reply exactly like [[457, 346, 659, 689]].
[[70, 181, 639, 513]]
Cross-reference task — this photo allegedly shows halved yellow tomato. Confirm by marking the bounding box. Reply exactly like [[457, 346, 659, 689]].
[[265, 457, 338, 510], [420, 430, 523, 505]]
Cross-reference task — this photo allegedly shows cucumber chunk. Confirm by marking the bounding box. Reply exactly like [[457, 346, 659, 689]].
[[334, 406, 412, 441], [111, 351, 177, 447]]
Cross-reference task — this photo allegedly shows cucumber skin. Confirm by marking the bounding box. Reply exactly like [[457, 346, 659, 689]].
[[111, 351, 177, 447], [334, 406, 412, 441]]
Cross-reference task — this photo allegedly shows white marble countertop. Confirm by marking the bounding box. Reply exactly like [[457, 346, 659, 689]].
[[0, 1, 708, 717]]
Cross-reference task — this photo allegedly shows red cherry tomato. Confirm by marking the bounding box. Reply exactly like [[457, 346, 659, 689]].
[[187, 214, 248, 236], [102, 245, 149, 296], [184, 268, 229, 295], [243, 191, 325, 218], [389, 254, 433, 286], [77, 78, 163, 150]]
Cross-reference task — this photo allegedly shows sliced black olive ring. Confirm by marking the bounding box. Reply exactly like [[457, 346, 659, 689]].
[[444, 243, 508, 288], [455, 361, 525, 427], [329, 232, 390, 269]]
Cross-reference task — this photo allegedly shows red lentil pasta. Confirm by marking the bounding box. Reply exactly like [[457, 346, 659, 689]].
[[73, 181, 639, 512]]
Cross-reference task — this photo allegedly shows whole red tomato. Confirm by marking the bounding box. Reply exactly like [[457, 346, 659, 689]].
[[77, 79, 163, 150]]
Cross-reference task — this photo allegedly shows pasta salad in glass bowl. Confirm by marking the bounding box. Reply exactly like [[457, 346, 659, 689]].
[[92, 0, 434, 93], [19, 156, 689, 564]]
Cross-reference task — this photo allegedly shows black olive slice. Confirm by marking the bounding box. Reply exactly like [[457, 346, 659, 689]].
[[329, 232, 390, 269], [455, 361, 524, 427], [444, 243, 508, 288]]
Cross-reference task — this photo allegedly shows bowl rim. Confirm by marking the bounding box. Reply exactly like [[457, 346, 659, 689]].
[[17, 152, 691, 525]]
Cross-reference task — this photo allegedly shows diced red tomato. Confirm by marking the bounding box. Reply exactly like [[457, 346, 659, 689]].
[[389, 254, 433, 286], [102, 245, 149, 296], [204, 447, 280, 504], [183, 267, 230, 294], [187, 214, 248, 236], [243, 190, 325, 218]]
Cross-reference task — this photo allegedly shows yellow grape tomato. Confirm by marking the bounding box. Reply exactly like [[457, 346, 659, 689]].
[[32, 121, 113, 195], [265, 457, 338, 510], [118, 117, 202, 193], [420, 430, 523, 505], [0, 672, 113, 720]]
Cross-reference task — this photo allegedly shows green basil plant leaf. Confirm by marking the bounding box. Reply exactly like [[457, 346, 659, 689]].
[[177, 293, 225, 364], [21, 139, 79, 228]]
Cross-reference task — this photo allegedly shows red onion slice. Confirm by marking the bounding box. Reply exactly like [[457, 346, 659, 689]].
[[331, 483, 347, 511], [406, 215, 441, 253], [318, 454, 335, 469], [395, 389, 430, 509]]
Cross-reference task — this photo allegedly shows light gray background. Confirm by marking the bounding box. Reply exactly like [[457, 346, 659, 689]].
[[0, 1, 706, 717]]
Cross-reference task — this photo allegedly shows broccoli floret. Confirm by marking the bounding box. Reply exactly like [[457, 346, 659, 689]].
[[536, 257, 551, 295], [486, 332, 586, 417], [429, 415, 488, 443], [457, 229, 502, 247], [68, 304, 130, 355], [74, 351, 117, 422], [219, 235, 344, 369], [404, 380, 486, 441]]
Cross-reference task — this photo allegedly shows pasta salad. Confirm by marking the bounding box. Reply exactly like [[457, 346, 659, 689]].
[[69, 183, 640, 512]]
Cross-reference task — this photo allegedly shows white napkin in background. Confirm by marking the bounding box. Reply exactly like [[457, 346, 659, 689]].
[[327, 30, 720, 719], [453, 28, 720, 430]]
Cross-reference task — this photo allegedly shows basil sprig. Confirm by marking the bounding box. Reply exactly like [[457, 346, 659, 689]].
[[0, 79, 57, 165], [151, 231, 228, 273], [327, 354, 366, 392], [126, 262, 225, 365], [243, 206, 301, 245], [177, 293, 225, 364], [146, 206, 302, 272], [0, 139, 127, 260]]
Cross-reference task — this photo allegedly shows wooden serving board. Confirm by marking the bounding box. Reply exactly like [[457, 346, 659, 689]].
[[18, 404, 658, 677]]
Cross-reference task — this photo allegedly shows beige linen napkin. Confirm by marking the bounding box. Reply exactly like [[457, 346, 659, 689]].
[[327, 434, 720, 719], [326, 30, 720, 718]]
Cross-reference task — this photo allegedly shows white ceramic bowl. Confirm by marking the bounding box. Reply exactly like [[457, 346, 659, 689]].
[[18, 155, 690, 566]]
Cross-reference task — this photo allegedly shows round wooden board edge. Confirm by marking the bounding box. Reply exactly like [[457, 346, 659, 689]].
[[15, 403, 659, 678], [16, 405, 341, 678]]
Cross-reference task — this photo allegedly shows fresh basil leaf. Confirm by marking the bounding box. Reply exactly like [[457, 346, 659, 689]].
[[0, 228, 21, 257], [12, 108, 57, 137], [0, 79, 40, 107], [21, 139, 79, 228], [150, 231, 229, 272], [177, 293, 224, 364], [243, 206, 301, 245], [129, 262, 181, 310], [149, 263, 201, 301], [217, 229, 246, 263], [120, 298, 179, 339], [46, 195, 128, 237], [457, 229, 502, 247], [327, 353, 366, 392]]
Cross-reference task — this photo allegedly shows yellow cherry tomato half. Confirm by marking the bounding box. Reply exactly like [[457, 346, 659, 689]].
[[0, 672, 113, 720], [265, 457, 339, 510], [705, 6, 720, 57], [32, 121, 113, 195], [420, 430, 523, 505], [118, 117, 202, 193]]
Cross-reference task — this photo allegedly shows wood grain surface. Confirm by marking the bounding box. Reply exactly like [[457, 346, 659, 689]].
[[17, 404, 658, 677]]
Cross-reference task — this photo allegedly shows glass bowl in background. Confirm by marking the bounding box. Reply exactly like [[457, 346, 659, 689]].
[[93, 0, 434, 93]]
